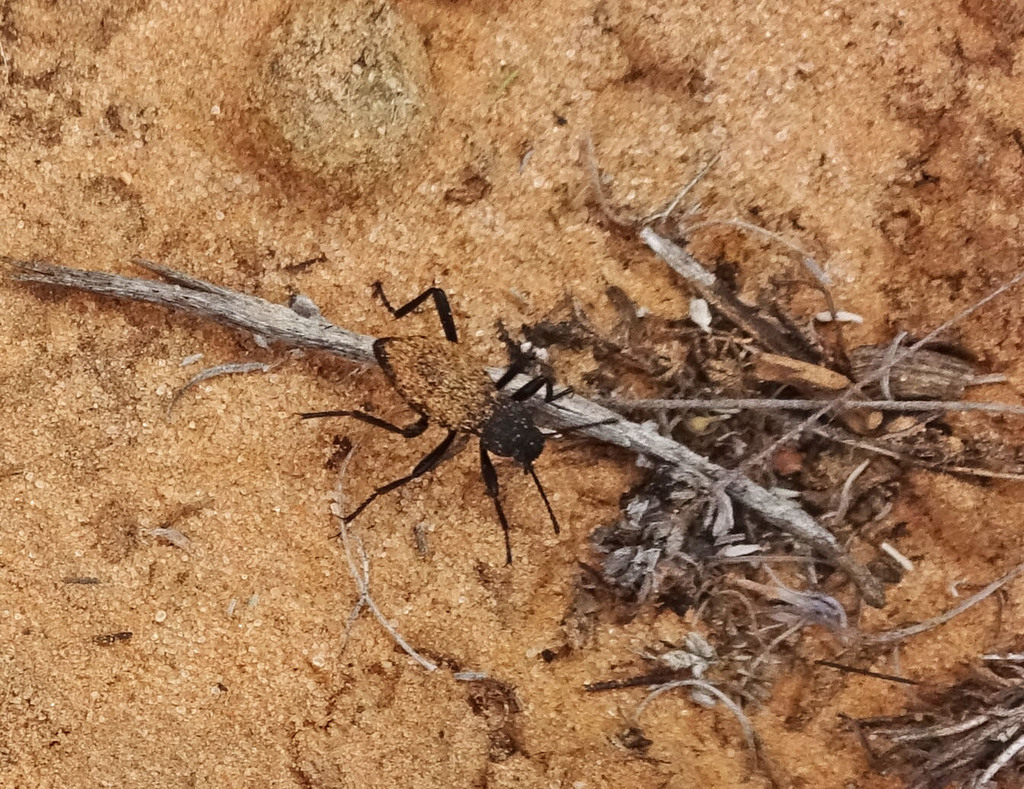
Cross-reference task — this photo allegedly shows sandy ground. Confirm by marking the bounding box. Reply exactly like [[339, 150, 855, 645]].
[[3, 1, 1024, 787]]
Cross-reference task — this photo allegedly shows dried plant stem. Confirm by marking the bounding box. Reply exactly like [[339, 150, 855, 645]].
[[874, 715, 992, 743], [604, 397, 1024, 417], [332, 451, 437, 672], [826, 459, 872, 527], [976, 729, 1024, 787], [7, 257, 377, 362], [168, 361, 275, 417], [746, 619, 805, 676], [5, 256, 884, 606], [858, 562, 1024, 646], [580, 135, 635, 229], [814, 659, 921, 686], [634, 679, 758, 756], [808, 424, 1024, 481]]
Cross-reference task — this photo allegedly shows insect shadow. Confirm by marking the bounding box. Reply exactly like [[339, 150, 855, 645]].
[[302, 282, 574, 563]]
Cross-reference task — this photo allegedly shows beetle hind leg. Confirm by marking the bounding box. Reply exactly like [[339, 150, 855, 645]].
[[340, 430, 458, 526]]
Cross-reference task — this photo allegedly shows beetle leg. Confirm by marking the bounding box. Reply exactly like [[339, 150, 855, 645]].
[[509, 375, 572, 403], [527, 463, 560, 535], [372, 282, 459, 344], [342, 430, 458, 524], [479, 444, 514, 564], [299, 410, 429, 438]]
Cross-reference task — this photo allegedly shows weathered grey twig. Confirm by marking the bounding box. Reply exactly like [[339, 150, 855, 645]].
[[976, 730, 1024, 787], [8, 258, 377, 363], [5, 256, 885, 606], [602, 396, 1024, 417]]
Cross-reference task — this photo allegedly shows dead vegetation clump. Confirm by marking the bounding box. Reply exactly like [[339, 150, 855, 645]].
[[518, 142, 1024, 775], [851, 650, 1024, 788]]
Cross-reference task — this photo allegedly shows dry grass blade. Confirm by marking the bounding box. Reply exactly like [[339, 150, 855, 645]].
[[859, 562, 1024, 646], [331, 449, 437, 672], [634, 679, 759, 762]]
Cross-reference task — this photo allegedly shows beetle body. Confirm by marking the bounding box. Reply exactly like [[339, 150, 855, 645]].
[[374, 336, 496, 433], [302, 283, 561, 563], [374, 336, 546, 466]]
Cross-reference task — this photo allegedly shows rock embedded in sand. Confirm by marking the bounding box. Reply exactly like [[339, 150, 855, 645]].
[[253, 0, 434, 192]]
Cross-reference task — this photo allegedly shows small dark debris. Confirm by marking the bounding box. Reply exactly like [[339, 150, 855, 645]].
[[616, 726, 653, 753], [413, 522, 429, 557], [444, 170, 491, 205], [103, 104, 125, 134], [1014, 128, 1024, 157], [62, 576, 100, 585], [464, 678, 522, 763], [867, 557, 904, 585], [585, 671, 681, 693], [93, 631, 133, 645], [283, 252, 327, 273], [325, 435, 354, 471]]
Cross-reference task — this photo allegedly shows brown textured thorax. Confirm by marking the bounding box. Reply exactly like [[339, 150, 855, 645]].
[[374, 336, 498, 432]]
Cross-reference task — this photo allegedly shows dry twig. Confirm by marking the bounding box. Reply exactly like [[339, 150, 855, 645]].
[[858, 562, 1024, 646], [602, 396, 1024, 417], [634, 679, 759, 760]]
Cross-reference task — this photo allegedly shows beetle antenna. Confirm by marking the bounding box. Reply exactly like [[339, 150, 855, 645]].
[[527, 463, 560, 535]]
